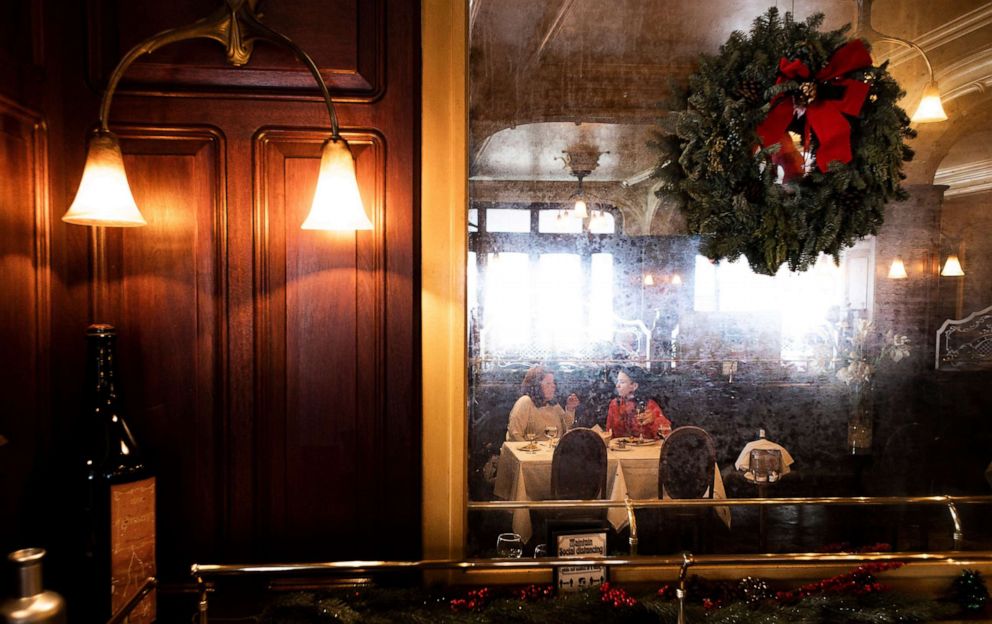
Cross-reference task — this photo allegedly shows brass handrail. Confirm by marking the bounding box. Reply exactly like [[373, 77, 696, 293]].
[[106, 577, 156, 624], [192, 550, 992, 577], [468, 494, 992, 509], [189, 552, 992, 624]]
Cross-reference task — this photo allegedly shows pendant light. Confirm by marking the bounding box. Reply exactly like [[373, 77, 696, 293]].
[[571, 173, 589, 220], [64, 0, 371, 231]]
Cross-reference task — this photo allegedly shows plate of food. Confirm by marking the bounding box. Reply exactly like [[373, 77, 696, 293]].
[[628, 438, 659, 446], [609, 438, 632, 451]]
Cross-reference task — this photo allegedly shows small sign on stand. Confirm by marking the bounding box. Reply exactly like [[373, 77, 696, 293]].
[[552, 529, 608, 593]]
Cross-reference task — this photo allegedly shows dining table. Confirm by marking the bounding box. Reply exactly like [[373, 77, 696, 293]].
[[493, 439, 729, 544]]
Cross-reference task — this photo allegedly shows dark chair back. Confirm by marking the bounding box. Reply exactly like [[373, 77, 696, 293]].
[[551, 428, 608, 500], [659, 426, 717, 499]]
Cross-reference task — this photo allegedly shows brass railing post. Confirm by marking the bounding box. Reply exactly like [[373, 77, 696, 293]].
[[677, 551, 694, 624], [947, 501, 964, 550], [197, 575, 209, 624], [625, 495, 638, 555]]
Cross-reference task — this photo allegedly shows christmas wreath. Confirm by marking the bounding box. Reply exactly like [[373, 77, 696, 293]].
[[651, 8, 915, 275]]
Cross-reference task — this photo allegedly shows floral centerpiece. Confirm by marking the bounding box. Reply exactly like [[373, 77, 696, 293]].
[[834, 319, 910, 454]]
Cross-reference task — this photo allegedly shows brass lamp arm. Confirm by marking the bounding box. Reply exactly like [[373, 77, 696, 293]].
[[863, 30, 936, 84], [98, 0, 341, 140], [855, 0, 936, 85]]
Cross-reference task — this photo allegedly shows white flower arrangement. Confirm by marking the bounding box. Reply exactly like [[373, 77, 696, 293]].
[[835, 319, 911, 386]]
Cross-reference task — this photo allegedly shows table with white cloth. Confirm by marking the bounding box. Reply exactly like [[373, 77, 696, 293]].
[[733, 437, 794, 550], [492, 440, 729, 544]]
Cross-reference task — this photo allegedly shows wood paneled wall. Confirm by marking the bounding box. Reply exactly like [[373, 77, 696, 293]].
[[0, 0, 421, 584]]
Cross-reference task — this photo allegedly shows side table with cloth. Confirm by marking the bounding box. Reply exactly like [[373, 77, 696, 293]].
[[493, 441, 729, 544], [733, 437, 795, 551], [735, 438, 795, 475]]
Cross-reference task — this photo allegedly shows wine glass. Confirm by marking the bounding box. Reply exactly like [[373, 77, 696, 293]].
[[524, 432, 538, 452], [544, 425, 558, 447], [496, 533, 524, 558]]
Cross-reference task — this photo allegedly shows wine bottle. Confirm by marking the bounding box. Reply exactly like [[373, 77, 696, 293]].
[[76, 324, 156, 624]]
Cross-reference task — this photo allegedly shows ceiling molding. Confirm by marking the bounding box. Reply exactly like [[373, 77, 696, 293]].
[[517, 0, 577, 78], [885, 3, 992, 68], [938, 45, 992, 101], [469, 0, 484, 36], [934, 157, 992, 197]]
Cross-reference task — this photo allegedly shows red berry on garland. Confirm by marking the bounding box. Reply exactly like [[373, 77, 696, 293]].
[[657, 584, 675, 599], [600, 583, 637, 608]]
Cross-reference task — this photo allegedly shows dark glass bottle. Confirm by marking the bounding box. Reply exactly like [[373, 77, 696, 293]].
[[76, 324, 156, 624]]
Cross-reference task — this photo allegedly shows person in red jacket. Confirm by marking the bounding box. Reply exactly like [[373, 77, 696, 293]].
[[606, 367, 671, 439]]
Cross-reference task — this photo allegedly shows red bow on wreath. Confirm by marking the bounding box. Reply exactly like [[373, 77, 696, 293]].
[[756, 39, 873, 181]]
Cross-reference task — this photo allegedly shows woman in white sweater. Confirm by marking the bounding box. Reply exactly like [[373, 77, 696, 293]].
[[506, 365, 579, 441]]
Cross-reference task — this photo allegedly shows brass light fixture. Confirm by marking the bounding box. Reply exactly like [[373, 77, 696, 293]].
[[561, 146, 607, 221], [855, 0, 947, 124], [64, 0, 371, 231], [571, 174, 589, 220]]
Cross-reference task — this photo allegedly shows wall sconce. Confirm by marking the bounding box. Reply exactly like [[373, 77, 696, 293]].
[[941, 254, 965, 277], [887, 257, 908, 279], [855, 0, 947, 123], [643, 273, 655, 286], [670, 274, 683, 286], [63, 0, 371, 231]]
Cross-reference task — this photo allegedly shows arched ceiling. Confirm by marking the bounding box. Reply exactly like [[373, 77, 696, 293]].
[[470, 0, 992, 187]]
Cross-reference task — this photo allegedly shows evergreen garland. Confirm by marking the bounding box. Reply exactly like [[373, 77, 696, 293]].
[[256, 566, 971, 623], [650, 8, 915, 275], [950, 569, 989, 613]]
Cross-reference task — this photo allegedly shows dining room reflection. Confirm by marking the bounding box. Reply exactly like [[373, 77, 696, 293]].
[[466, 0, 992, 559]]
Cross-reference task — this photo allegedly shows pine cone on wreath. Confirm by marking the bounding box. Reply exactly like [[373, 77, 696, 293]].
[[737, 80, 764, 104], [708, 137, 728, 173], [836, 189, 863, 212], [795, 80, 818, 106]]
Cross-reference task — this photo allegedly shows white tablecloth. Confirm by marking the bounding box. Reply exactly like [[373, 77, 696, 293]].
[[493, 440, 728, 543], [734, 439, 795, 475]]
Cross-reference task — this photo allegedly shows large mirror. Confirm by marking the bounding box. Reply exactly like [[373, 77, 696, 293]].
[[466, 0, 992, 558]]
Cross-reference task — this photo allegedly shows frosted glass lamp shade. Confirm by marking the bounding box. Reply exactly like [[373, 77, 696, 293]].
[[63, 132, 147, 227], [887, 257, 908, 279], [911, 83, 948, 123], [301, 138, 372, 231], [941, 254, 964, 277], [573, 198, 588, 219], [643, 273, 655, 286]]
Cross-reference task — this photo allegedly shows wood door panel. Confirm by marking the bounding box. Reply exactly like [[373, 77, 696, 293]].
[[0, 0, 42, 66], [0, 95, 50, 555], [88, 0, 383, 99], [253, 129, 386, 559], [100, 126, 226, 576]]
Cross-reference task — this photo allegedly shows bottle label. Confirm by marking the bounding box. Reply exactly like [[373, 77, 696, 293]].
[[110, 477, 156, 623]]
